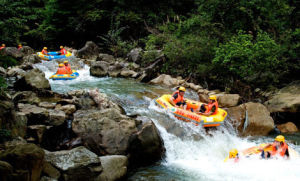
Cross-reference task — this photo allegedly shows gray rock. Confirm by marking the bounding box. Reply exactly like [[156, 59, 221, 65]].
[[75, 41, 100, 60], [0, 143, 45, 181], [45, 146, 102, 181], [48, 109, 66, 126], [0, 47, 24, 59], [72, 109, 137, 155], [12, 91, 41, 105], [127, 48, 143, 63], [120, 70, 138, 78], [150, 74, 181, 87], [217, 93, 240, 107], [18, 103, 49, 125], [22, 54, 42, 64], [39, 102, 56, 109], [97, 53, 115, 64], [264, 81, 300, 113], [20, 46, 35, 56], [6, 67, 26, 77], [90, 61, 109, 77], [55, 104, 76, 115], [14, 68, 51, 91], [0, 66, 6, 76], [97, 155, 128, 181]]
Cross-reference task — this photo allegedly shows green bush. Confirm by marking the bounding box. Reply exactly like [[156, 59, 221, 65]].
[[0, 55, 18, 68], [213, 31, 283, 84]]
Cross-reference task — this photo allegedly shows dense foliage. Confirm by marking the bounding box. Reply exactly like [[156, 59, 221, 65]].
[[0, 0, 299, 91]]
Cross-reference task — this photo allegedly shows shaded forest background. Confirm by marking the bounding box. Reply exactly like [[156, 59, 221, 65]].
[[0, 0, 299, 92]]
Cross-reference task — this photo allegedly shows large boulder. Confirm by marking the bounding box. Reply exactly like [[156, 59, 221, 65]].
[[226, 102, 275, 136], [6, 67, 26, 77], [0, 143, 45, 181], [120, 69, 138, 78], [264, 81, 300, 113], [150, 74, 181, 87], [22, 54, 42, 64], [108, 63, 124, 77], [14, 68, 51, 91], [75, 41, 100, 60], [97, 155, 128, 181], [12, 91, 41, 105], [217, 93, 240, 107], [277, 122, 298, 133], [47, 109, 66, 126], [127, 48, 143, 63], [90, 61, 109, 77], [128, 117, 165, 166], [96, 53, 115, 64], [45, 146, 102, 181], [88, 88, 122, 111], [72, 109, 137, 155], [18, 103, 49, 125], [0, 47, 24, 59], [20, 46, 35, 56]]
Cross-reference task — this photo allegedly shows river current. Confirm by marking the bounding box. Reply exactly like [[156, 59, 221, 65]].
[[35, 60, 300, 181]]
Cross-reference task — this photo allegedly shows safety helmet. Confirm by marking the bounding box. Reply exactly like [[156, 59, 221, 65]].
[[58, 63, 64, 67], [60, 46, 63, 49], [209, 95, 217, 101], [275, 135, 285, 143], [229, 149, 238, 158], [18, 44, 22, 46], [178, 86, 186, 92], [2, 44, 5, 47], [43, 47, 47, 50], [63, 61, 68, 63]]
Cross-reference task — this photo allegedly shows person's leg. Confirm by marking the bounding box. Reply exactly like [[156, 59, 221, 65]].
[[261, 150, 265, 159]]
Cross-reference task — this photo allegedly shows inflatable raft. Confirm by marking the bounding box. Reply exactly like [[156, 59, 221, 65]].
[[49, 70, 79, 80], [224, 143, 300, 162], [37, 51, 73, 61], [155, 94, 227, 127]]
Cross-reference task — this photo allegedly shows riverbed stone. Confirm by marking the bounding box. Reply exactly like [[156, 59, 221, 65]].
[[90, 61, 109, 77], [128, 118, 165, 166], [6, 67, 26, 77], [97, 155, 128, 181], [150, 74, 180, 87], [23, 54, 42, 64], [0, 47, 24, 59], [226, 102, 275, 136], [55, 104, 76, 115], [39, 102, 56, 109], [72, 108, 137, 155], [44, 146, 102, 181], [120, 69, 138, 78], [277, 122, 298, 133], [14, 68, 51, 91], [264, 81, 300, 113], [217, 93, 240, 107], [18, 103, 49, 125], [89, 89, 122, 111], [76, 41, 100, 60], [12, 91, 41, 105], [96, 53, 115, 64], [47, 109, 66, 126], [0, 143, 45, 181]]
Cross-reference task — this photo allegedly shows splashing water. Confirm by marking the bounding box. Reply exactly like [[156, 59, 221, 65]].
[[35, 60, 300, 181]]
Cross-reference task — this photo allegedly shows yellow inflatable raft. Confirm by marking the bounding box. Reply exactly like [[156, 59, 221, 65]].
[[155, 94, 227, 127], [37, 51, 73, 61]]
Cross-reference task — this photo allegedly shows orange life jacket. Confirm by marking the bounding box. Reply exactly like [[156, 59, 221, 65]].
[[60, 48, 67, 55], [56, 67, 67, 74], [18, 46, 22, 50], [42, 49, 48, 55], [271, 142, 288, 157], [0, 46, 5, 50], [205, 101, 218, 115], [171, 91, 184, 104], [64, 64, 72, 74]]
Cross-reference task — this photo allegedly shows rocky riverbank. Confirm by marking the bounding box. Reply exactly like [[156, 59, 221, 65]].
[[0, 42, 299, 180]]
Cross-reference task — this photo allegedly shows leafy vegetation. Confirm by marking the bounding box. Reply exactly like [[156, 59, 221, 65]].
[[0, 55, 18, 68]]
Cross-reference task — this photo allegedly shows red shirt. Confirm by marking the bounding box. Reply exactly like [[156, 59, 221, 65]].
[[60, 48, 67, 55]]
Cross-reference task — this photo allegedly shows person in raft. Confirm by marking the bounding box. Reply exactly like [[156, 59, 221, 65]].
[[260, 135, 289, 159], [197, 95, 219, 116], [63, 60, 72, 74], [18, 44, 22, 50], [227, 148, 239, 162], [59, 46, 67, 55], [56, 63, 67, 74], [42, 47, 48, 55], [169, 86, 187, 110], [0, 44, 6, 50]]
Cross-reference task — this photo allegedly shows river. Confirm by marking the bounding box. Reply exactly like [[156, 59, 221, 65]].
[[35, 60, 300, 181]]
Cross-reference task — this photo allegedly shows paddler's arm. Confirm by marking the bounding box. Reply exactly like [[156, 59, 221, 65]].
[[169, 97, 177, 107]]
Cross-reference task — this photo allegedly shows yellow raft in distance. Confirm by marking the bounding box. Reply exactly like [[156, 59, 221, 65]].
[[155, 94, 227, 127]]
